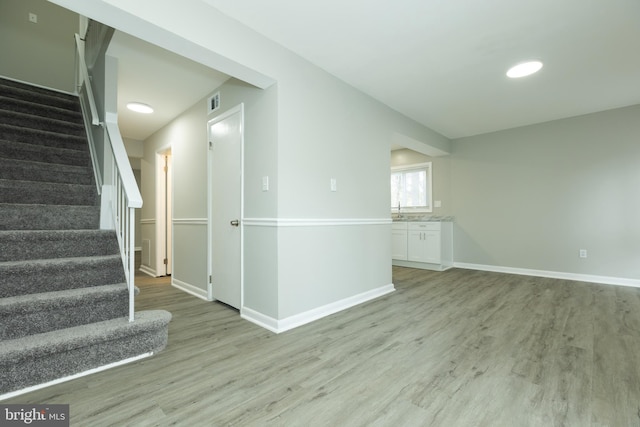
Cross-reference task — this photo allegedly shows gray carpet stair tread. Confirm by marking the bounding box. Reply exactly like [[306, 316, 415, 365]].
[[0, 255, 126, 298], [0, 310, 172, 362], [0, 229, 118, 261], [0, 157, 92, 184], [0, 124, 88, 151], [0, 109, 85, 137], [0, 203, 100, 230], [0, 95, 82, 123], [0, 283, 130, 340], [0, 179, 96, 205], [0, 139, 91, 167], [0, 79, 79, 108]]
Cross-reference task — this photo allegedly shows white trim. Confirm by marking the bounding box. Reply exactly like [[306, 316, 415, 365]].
[[138, 265, 156, 277], [393, 259, 452, 271], [172, 277, 212, 301], [241, 284, 395, 334], [99, 184, 114, 230], [453, 262, 640, 288], [0, 352, 153, 401], [240, 307, 279, 333], [140, 218, 156, 224], [173, 218, 208, 225], [243, 218, 392, 227]]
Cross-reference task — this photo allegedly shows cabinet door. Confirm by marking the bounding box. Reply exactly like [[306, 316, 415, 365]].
[[407, 230, 428, 262], [391, 229, 408, 260], [423, 230, 441, 264]]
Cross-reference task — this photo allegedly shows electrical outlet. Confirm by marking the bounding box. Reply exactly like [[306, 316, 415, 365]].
[[579, 249, 587, 258], [29, 13, 38, 23]]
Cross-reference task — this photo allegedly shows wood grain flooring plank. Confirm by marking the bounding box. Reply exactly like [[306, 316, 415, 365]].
[[6, 268, 640, 426]]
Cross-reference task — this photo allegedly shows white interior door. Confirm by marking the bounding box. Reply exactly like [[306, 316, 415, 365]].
[[208, 105, 243, 309]]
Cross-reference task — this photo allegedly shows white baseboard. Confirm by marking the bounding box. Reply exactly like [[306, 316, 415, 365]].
[[453, 262, 640, 288], [171, 277, 211, 301], [241, 307, 279, 333], [0, 353, 153, 401], [138, 265, 156, 277], [242, 284, 395, 334]]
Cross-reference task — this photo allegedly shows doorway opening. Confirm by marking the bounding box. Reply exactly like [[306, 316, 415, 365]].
[[156, 147, 172, 277]]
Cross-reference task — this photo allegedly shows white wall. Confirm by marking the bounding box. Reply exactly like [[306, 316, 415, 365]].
[[55, 0, 449, 328], [451, 105, 640, 281], [0, 0, 78, 92]]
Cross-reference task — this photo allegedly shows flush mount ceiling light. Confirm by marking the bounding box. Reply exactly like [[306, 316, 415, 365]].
[[126, 102, 154, 114], [506, 60, 543, 78]]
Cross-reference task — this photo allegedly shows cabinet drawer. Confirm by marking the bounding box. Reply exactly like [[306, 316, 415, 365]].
[[407, 222, 440, 231], [392, 222, 408, 230]]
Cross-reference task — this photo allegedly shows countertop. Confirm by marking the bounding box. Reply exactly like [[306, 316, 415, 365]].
[[392, 216, 454, 222]]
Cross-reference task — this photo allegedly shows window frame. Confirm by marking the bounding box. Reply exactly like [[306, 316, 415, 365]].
[[390, 162, 433, 214]]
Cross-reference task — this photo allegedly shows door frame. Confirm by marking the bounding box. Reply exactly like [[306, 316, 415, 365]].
[[207, 103, 245, 305], [155, 145, 173, 277]]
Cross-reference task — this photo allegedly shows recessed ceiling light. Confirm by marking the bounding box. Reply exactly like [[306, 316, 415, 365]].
[[126, 102, 154, 114], [506, 61, 543, 78]]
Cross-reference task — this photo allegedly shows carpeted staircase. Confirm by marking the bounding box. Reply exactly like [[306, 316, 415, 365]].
[[0, 77, 171, 397]]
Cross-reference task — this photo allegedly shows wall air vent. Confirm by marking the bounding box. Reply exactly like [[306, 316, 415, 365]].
[[208, 92, 220, 113]]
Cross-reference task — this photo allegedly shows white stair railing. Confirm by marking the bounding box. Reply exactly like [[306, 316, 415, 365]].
[[75, 32, 142, 322], [105, 116, 142, 322]]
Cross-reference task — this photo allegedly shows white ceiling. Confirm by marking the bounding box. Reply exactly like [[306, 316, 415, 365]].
[[107, 31, 229, 141], [202, 0, 640, 139], [108, 0, 640, 142]]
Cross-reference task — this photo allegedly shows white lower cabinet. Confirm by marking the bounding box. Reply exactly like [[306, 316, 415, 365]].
[[408, 223, 441, 264], [391, 222, 408, 260], [392, 221, 453, 271]]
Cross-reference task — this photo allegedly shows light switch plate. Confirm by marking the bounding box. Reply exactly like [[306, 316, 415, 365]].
[[330, 178, 337, 192], [262, 176, 269, 191], [434, 200, 442, 208]]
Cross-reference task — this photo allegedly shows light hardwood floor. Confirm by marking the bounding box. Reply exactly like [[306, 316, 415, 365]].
[[6, 267, 640, 426]]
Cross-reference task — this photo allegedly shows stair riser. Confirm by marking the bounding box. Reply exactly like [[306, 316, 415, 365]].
[[0, 96, 82, 123], [0, 160, 92, 185], [0, 204, 100, 230], [0, 84, 79, 112], [0, 257, 126, 298], [0, 110, 85, 137], [0, 231, 119, 262], [0, 124, 87, 151], [0, 293, 128, 340], [0, 181, 96, 206], [0, 140, 91, 167]]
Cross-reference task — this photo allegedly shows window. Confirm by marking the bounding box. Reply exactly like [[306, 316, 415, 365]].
[[391, 162, 432, 213]]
